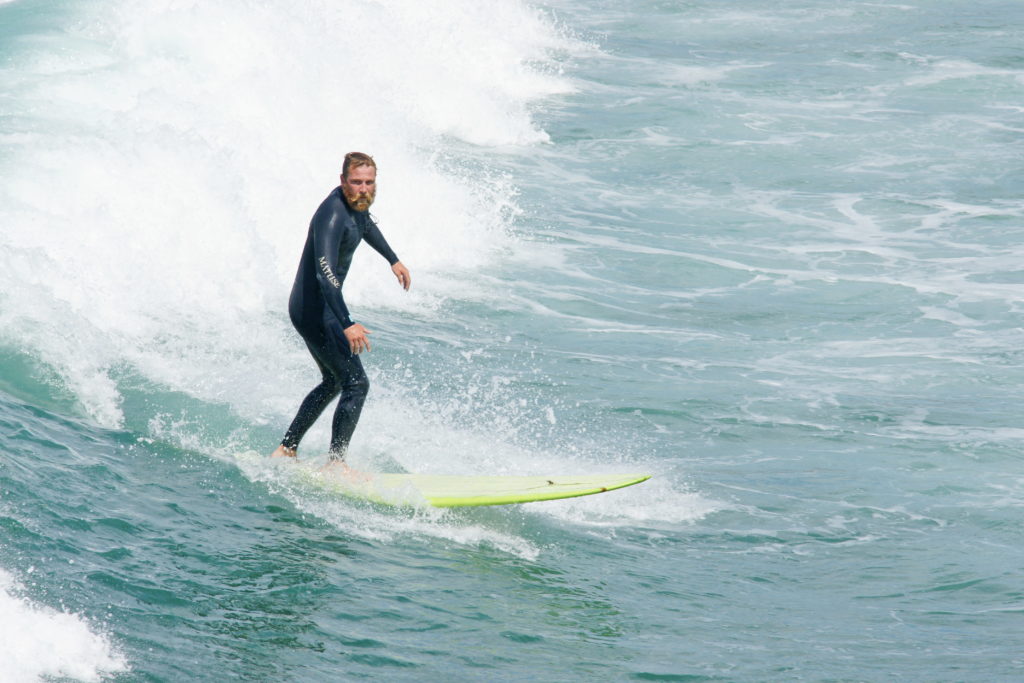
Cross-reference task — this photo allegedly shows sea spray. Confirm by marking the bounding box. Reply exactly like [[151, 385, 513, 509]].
[[0, 569, 128, 682], [0, 0, 577, 433]]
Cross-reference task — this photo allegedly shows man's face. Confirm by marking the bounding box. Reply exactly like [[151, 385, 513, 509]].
[[341, 165, 377, 212]]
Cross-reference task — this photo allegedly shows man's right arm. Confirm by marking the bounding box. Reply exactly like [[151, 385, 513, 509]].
[[311, 205, 355, 329]]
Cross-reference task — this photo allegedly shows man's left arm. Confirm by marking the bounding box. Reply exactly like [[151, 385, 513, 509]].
[[363, 219, 411, 291]]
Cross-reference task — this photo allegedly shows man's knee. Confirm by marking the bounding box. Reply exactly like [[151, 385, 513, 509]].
[[349, 372, 370, 401], [319, 374, 344, 397]]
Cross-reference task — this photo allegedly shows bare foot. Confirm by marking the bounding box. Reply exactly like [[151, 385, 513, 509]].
[[270, 445, 297, 459], [319, 459, 371, 482]]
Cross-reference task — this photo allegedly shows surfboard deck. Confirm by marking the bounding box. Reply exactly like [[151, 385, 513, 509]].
[[307, 470, 651, 508]]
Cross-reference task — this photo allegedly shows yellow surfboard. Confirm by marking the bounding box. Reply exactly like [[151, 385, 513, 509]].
[[308, 470, 651, 508]]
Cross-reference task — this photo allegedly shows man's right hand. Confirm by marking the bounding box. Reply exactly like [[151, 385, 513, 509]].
[[343, 323, 372, 354]]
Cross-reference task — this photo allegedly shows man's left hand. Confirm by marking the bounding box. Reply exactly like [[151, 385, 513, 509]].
[[392, 261, 411, 291]]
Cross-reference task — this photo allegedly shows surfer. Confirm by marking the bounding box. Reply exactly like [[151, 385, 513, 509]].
[[270, 152, 410, 463]]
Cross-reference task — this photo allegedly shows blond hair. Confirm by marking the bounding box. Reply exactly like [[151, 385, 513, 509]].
[[342, 152, 376, 179]]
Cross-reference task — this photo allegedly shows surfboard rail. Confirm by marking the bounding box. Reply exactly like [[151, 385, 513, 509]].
[[312, 471, 652, 508]]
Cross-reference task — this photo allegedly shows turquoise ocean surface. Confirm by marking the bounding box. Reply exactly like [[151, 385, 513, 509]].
[[2, 0, 1023, 680]]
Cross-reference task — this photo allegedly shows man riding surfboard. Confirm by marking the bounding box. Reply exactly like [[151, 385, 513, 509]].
[[270, 152, 410, 463]]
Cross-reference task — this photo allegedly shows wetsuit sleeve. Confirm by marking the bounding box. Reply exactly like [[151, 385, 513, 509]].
[[362, 218, 400, 265], [311, 207, 355, 329]]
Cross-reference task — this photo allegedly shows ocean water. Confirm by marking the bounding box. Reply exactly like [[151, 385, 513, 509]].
[[2, 0, 1023, 679]]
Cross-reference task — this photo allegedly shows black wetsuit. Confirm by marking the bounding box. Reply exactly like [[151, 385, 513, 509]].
[[280, 187, 399, 457]]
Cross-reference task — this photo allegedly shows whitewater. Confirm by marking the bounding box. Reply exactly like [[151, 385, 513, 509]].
[[2, 0, 1023, 680]]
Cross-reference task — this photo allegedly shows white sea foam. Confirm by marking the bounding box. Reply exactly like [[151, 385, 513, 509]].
[[663, 63, 757, 87], [535, 474, 723, 529], [740, 191, 1024, 306], [0, 569, 128, 683], [904, 59, 1024, 87], [0, 0, 577, 428]]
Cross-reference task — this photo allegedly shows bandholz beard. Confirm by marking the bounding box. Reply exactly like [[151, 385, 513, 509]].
[[343, 183, 375, 212]]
